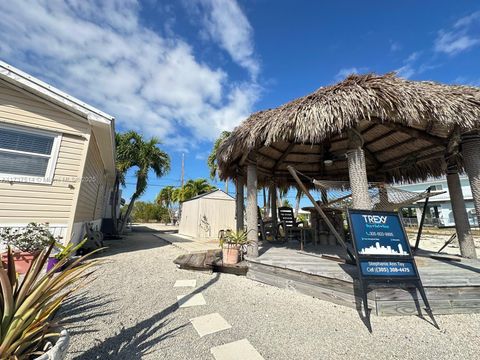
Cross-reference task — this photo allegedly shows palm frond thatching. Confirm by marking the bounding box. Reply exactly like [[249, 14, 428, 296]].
[[217, 73, 480, 185]]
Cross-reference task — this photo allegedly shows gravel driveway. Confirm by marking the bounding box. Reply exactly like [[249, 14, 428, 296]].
[[62, 230, 480, 360]]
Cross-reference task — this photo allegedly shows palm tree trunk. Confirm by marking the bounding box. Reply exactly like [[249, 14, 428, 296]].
[[265, 187, 270, 217], [294, 188, 301, 217], [111, 173, 120, 235], [119, 193, 139, 233]]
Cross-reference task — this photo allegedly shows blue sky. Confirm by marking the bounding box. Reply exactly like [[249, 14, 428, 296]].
[[1, 1, 479, 204]]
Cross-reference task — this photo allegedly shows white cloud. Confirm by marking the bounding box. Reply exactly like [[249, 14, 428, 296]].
[[334, 67, 367, 81], [454, 11, 480, 28], [188, 0, 259, 79], [195, 151, 210, 160], [454, 76, 480, 87], [0, 0, 259, 147], [396, 64, 415, 79], [395, 52, 420, 78], [395, 51, 440, 79], [390, 40, 402, 52], [435, 11, 480, 55]]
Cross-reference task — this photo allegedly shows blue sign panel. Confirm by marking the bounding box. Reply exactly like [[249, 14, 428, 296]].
[[349, 212, 411, 257], [360, 260, 416, 277]]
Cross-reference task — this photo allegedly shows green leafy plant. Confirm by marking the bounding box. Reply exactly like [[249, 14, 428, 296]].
[[219, 230, 249, 248], [297, 214, 309, 226], [2, 223, 55, 253], [0, 242, 100, 359], [53, 238, 88, 260]]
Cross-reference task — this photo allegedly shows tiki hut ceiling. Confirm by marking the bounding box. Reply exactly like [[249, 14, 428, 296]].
[[217, 73, 480, 186]]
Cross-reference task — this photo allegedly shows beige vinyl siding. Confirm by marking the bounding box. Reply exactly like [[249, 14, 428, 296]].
[[0, 81, 88, 135], [179, 191, 236, 240], [0, 133, 85, 223], [178, 198, 200, 238], [74, 134, 107, 222]]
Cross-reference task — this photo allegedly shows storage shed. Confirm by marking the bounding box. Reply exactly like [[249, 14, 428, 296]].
[[179, 190, 236, 240]]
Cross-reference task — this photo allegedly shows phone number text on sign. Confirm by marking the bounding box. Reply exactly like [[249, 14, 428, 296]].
[[360, 261, 416, 277]]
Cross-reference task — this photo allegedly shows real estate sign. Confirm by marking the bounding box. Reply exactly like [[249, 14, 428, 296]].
[[348, 210, 417, 277], [347, 209, 431, 316]]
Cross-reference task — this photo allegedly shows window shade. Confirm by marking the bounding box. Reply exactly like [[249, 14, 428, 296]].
[[0, 152, 49, 177], [0, 128, 54, 155]]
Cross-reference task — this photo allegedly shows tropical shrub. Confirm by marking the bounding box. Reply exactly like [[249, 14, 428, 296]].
[[1, 223, 56, 253], [0, 243, 100, 359], [131, 201, 170, 223]]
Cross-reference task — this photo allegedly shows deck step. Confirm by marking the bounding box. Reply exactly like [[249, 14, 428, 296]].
[[247, 260, 480, 316]]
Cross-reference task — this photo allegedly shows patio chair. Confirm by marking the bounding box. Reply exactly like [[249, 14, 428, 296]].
[[258, 206, 275, 241], [278, 206, 304, 242]]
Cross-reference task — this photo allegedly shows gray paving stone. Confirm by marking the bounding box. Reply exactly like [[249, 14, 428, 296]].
[[190, 312, 232, 337], [177, 293, 206, 308], [174, 279, 197, 288], [211, 339, 264, 360]]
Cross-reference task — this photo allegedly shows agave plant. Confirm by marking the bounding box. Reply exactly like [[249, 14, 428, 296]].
[[0, 242, 100, 359], [219, 230, 250, 247], [53, 237, 87, 260]]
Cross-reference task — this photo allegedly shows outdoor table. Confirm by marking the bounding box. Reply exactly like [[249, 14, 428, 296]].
[[299, 226, 313, 251], [301, 206, 345, 246]]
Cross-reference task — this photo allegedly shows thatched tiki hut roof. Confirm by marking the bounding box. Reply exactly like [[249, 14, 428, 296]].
[[217, 73, 480, 186]]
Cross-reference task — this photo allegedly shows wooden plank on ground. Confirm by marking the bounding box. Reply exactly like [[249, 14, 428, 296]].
[[173, 252, 212, 271], [377, 298, 480, 316]]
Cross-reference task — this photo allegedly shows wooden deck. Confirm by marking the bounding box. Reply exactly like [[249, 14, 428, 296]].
[[247, 244, 480, 316]]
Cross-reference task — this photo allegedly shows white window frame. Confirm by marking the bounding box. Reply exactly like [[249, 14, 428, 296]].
[[0, 123, 62, 184]]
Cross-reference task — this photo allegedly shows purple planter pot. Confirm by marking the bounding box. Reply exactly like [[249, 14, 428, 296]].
[[46, 257, 61, 272]]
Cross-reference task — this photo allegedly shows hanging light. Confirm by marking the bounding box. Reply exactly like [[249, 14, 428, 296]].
[[323, 149, 334, 167]]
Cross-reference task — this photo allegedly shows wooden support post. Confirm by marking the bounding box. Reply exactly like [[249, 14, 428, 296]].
[[247, 161, 259, 257], [236, 175, 245, 232], [347, 129, 372, 210], [446, 164, 477, 259], [270, 183, 277, 230], [287, 166, 356, 263], [461, 133, 480, 228]]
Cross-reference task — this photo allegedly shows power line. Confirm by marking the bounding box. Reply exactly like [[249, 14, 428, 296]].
[[124, 182, 180, 187]]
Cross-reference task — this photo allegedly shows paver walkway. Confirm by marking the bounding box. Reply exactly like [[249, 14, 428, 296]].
[[154, 232, 219, 253], [62, 231, 480, 360]]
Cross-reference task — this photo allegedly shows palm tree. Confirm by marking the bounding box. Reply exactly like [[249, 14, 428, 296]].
[[172, 187, 184, 203], [156, 185, 175, 207], [294, 188, 302, 216], [282, 198, 292, 207], [116, 131, 170, 232], [207, 131, 231, 179], [278, 186, 289, 207], [182, 178, 216, 201], [156, 185, 177, 223]]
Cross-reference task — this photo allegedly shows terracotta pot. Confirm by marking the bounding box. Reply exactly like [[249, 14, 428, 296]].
[[222, 245, 240, 265], [1, 251, 36, 274]]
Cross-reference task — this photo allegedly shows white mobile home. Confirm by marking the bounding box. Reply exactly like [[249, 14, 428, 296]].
[[0, 61, 116, 243], [179, 190, 236, 240]]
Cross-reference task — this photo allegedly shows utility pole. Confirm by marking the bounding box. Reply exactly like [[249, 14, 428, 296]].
[[181, 153, 185, 188], [178, 153, 185, 224]]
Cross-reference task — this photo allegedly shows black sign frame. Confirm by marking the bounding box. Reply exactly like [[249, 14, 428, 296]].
[[347, 209, 432, 317]]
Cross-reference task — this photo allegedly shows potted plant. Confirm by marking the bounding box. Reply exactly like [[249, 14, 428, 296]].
[[47, 237, 88, 272], [219, 230, 249, 265], [1, 223, 53, 274], [0, 242, 101, 359]]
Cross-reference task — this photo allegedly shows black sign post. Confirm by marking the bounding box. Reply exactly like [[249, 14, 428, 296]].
[[347, 209, 435, 321]]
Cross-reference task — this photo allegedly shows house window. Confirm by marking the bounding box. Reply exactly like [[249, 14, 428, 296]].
[[0, 124, 61, 183], [431, 184, 443, 191]]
